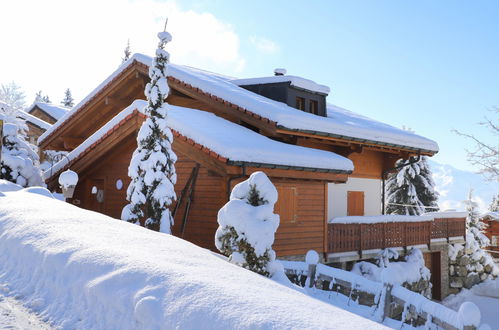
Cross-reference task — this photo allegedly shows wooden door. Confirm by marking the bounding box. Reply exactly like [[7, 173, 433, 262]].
[[347, 191, 364, 216], [431, 252, 442, 300]]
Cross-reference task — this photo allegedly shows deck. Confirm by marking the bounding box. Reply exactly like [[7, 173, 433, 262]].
[[327, 216, 466, 256]]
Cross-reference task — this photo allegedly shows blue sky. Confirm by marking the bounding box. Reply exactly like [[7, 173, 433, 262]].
[[1, 0, 498, 173], [182, 0, 499, 172]]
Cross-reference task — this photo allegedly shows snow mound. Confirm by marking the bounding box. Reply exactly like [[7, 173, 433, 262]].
[[0, 190, 385, 329], [58, 169, 78, 188], [0, 180, 22, 193], [458, 302, 481, 327], [21, 187, 54, 199]]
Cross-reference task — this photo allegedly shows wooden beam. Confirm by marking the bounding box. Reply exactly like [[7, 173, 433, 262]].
[[62, 136, 85, 150], [226, 165, 349, 182], [277, 128, 434, 156], [173, 139, 228, 177]]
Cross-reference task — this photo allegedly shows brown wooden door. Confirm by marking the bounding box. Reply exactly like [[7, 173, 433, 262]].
[[274, 186, 297, 223], [431, 252, 442, 300], [347, 191, 364, 216]]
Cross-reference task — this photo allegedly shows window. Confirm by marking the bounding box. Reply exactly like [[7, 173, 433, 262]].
[[296, 96, 305, 110], [310, 100, 319, 115], [347, 191, 364, 216], [274, 186, 297, 223]]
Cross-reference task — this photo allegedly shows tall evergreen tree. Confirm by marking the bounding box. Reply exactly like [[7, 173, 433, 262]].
[[61, 88, 74, 107], [34, 90, 43, 103], [489, 194, 499, 212], [385, 156, 439, 215], [122, 39, 131, 63], [121, 29, 177, 233]]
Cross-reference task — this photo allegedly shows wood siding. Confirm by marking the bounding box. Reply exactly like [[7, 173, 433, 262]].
[[272, 180, 326, 256], [29, 107, 57, 124]]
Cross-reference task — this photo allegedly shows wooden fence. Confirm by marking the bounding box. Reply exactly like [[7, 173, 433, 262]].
[[327, 217, 466, 254], [282, 260, 479, 330]]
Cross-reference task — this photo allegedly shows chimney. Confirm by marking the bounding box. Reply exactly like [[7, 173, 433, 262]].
[[274, 68, 287, 76]]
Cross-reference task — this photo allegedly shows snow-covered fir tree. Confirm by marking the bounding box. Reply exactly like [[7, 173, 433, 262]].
[[122, 39, 131, 63], [215, 172, 281, 277], [61, 88, 74, 107], [42, 95, 51, 103], [385, 156, 439, 215], [489, 194, 499, 212], [34, 90, 43, 103], [464, 189, 489, 248], [121, 29, 177, 233]]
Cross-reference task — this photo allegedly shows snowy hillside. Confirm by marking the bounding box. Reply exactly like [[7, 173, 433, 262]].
[[0, 184, 385, 329], [429, 160, 498, 213]]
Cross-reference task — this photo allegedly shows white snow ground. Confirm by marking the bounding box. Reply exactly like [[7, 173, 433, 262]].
[[443, 278, 499, 328], [0, 182, 386, 329], [0, 292, 52, 330]]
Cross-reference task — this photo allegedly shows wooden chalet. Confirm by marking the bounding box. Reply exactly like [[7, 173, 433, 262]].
[[482, 212, 499, 255], [39, 54, 466, 299]]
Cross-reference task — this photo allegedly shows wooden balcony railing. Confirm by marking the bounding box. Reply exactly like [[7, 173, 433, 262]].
[[327, 217, 466, 254]]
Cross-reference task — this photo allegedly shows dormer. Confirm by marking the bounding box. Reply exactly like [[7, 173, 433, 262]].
[[232, 69, 330, 117]]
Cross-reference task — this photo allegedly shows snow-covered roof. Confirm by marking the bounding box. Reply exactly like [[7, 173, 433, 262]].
[[329, 215, 434, 224], [39, 53, 439, 154], [45, 100, 353, 179], [482, 212, 499, 221], [232, 75, 331, 95], [28, 102, 70, 121], [44, 100, 146, 179], [423, 211, 468, 219], [168, 105, 353, 172], [18, 110, 51, 130]]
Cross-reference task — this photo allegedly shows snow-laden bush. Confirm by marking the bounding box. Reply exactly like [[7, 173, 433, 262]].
[[448, 191, 499, 291], [215, 171, 281, 277], [352, 248, 432, 298], [0, 121, 43, 187]]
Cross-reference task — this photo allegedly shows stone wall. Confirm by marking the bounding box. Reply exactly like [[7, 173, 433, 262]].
[[448, 242, 498, 295]]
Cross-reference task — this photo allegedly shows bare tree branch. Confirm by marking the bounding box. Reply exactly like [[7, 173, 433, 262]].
[[453, 108, 498, 181]]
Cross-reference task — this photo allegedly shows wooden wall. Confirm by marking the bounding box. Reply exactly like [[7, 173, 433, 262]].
[[67, 135, 327, 258], [26, 122, 45, 145], [484, 220, 499, 252], [30, 108, 57, 124]]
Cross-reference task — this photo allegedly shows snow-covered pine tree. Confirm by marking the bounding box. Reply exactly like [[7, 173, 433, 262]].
[[215, 172, 281, 277], [448, 189, 499, 290], [121, 29, 177, 234], [41, 95, 51, 103], [385, 156, 439, 215], [34, 91, 43, 103], [61, 88, 74, 107], [489, 194, 499, 212], [464, 189, 489, 248], [122, 39, 131, 63]]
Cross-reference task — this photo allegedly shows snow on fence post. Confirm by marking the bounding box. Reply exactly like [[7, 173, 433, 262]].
[[381, 283, 393, 321], [305, 250, 319, 288], [458, 302, 480, 330]]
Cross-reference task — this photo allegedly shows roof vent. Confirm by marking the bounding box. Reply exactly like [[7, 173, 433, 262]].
[[274, 68, 286, 76]]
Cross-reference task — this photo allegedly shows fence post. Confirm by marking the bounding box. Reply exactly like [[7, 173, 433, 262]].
[[382, 283, 393, 321], [305, 250, 319, 288]]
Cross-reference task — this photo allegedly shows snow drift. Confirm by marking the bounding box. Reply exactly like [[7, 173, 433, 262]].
[[0, 187, 385, 329]]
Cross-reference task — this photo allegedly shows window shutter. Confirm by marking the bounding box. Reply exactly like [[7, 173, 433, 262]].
[[275, 186, 297, 223], [347, 191, 364, 216]]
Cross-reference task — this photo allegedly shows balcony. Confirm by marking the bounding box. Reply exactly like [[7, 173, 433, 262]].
[[327, 214, 466, 257]]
